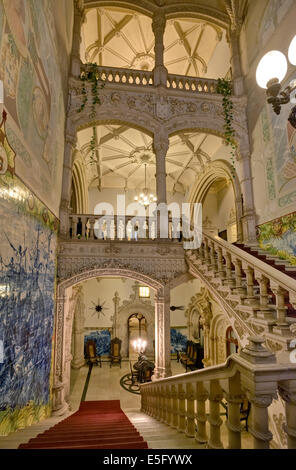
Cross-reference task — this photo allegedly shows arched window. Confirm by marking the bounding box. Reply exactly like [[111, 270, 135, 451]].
[[226, 326, 238, 356]]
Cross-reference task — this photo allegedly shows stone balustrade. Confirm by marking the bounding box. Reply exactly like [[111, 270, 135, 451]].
[[80, 63, 219, 95], [83, 64, 154, 87], [166, 73, 217, 94], [68, 213, 184, 242], [140, 337, 296, 449], [186, 232, 296, 363]]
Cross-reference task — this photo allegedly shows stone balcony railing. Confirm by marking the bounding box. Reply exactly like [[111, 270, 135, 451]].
[[68, 213, 183, 242], [140, 337, 296, 449], [80, 63, 219, 95]]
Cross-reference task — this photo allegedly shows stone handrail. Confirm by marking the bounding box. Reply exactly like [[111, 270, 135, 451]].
[[81, 63, 220, 94], [140, 337, 296, 449], [188, 231, 296, 326]]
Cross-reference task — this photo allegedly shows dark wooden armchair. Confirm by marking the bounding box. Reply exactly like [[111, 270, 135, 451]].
[[85, 339, 101, 367], [110, 337, 122, 368]]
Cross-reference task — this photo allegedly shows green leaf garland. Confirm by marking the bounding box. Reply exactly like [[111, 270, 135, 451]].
[[216, 78, 237, 178], [77, 63, 105, 117]]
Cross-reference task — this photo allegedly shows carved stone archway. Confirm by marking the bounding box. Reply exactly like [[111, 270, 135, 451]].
[[115, 284, 155, 358], [188, 159, 243, 242], [52, 267, 171, 416]]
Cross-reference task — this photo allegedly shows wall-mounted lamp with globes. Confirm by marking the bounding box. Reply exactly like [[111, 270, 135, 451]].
[[256, 36, 296, 128]]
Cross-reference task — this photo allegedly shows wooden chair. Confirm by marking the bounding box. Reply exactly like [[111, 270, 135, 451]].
[[110, 337, 122, 368], [130, 361, 140, 384], [85, 339, 101, 367]]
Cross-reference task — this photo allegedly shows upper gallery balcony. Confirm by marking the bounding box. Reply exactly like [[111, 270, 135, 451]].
[[79, 63, 219, 96]]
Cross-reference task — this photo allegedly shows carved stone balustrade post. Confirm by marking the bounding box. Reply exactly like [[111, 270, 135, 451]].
[[155, 386, 161, 421], [279, 382, 296, 449], [226, 393, 243, 449], [152, 11, 168, 87], [224, 374, 244, 449], [195, 383, 208, 444], [207, 380, 224, 449], [242, 265, 257, 305], [177, 384, 186, 433], [233, 258, 245, 295], [160, 386, 166, 423], [217, 247, 226, 279], [247, 394, 274, 449], [255, 274, 274, 321], [88, 217, 95, 240], [204, 238, 211, 266], [154, 286, 172, 379], [165, 385, 172, 426], [224, 252, 235, 286], [271, 286, 290, 336], [71, 215, 78, 239], [240, 337, 277, 449], [171, 384, 179, 428], [185, 383, 196, 438], [210, 242, 218, 273]]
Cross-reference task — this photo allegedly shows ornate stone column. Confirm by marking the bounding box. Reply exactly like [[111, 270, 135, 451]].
[[153, 131, 169, 205], [152, 11, 168, 87], [112, 291, 120, 337], [52, 291, 69, 416], [153, 286, 172, 379], [238, 152, 257, 244], [71, 286, 86, 369], [60, 132, 77, 237], [71, 0, 85, 77], [228, 28, 244, 97]]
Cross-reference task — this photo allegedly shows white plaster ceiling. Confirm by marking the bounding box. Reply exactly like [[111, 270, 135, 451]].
[[81, 6, 231, 78], [77, 125, 223, 195]]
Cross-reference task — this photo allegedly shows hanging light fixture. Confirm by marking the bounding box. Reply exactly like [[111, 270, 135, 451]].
[[134, 163, 157, 206]]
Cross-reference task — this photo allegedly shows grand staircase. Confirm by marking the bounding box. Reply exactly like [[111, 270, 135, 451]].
[[18, 401, 148, 449]]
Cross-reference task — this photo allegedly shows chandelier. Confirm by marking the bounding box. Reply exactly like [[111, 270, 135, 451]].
[[134, 163, 157, 206]]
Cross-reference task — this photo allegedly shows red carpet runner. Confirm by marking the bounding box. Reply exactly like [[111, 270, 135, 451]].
[[18, 400, 148, 449]]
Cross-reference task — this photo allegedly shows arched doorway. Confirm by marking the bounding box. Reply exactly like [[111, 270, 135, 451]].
[[128, 313, 147, 360], [52, 267, 171, 416], [226, 326, 239, 356]]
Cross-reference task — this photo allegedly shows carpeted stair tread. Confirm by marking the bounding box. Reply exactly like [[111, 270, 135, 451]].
[[18, 400, 149, 450], [39, 428, 138, 437], [33, 431, 141, 441], [19, 442, 148, 449]]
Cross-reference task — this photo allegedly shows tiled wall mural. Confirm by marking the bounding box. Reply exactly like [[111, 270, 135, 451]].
[[170, 328, 188, 354], [257, 212, 296, 266], [84, 330, 111, 357], [0, 0, 71, 216], [0, 116, 58, 436]]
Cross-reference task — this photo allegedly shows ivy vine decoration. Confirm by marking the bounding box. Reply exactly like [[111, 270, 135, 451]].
[[88, 133, 97, 166], [216, 78, 237, 177], [77, 62, 105, 118]]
